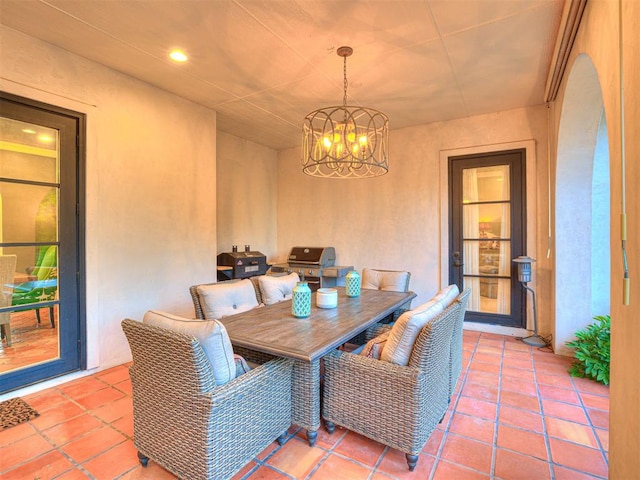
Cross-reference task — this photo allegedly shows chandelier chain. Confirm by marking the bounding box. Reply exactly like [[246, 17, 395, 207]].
[[343, 54, 348, 108]]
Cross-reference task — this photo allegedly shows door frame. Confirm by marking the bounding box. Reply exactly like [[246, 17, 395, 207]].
[[439, 140, 538, 334], [449, 149, 526, 327], [0, 91, 86, 393]]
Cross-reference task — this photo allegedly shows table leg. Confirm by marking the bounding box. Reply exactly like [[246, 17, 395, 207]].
[[291, 358, 320, 446]]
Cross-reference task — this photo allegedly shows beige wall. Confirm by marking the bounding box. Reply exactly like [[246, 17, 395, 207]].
[[549, 0, 639, 476], [216, 131, 278, 262], [3, 5, 638, 473], [0, 26, 218, 377], [278, 105, 548, 323]]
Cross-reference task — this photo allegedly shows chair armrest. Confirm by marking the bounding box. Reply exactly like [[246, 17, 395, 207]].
[[209, 357, 293, 409], [202, 357, 294, 457]]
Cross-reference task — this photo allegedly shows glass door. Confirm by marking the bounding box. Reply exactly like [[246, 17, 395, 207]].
[[449, 149, 526, 327], [0, 93, 85, 393]]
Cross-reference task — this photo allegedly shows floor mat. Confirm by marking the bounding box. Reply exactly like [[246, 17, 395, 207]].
[[0, 397, 40, 430]]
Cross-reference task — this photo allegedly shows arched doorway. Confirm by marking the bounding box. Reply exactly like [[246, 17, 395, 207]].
[[555, 54, 610, 355]]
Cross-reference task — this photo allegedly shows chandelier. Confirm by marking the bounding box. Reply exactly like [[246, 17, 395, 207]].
[[302, 46, 389, 179]]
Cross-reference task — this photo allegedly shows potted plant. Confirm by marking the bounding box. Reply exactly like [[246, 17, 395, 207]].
[[566, 315, 610, 385]]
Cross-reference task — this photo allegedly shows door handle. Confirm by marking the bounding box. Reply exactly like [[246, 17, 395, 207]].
[[453, 251, 463, 267]]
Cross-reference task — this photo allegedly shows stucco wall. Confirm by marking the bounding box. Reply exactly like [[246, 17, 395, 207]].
[[0, 26, 218, 376], [277, 105, 548, 325], [216, 131, 278, 263], [549, 0, 639, 476]]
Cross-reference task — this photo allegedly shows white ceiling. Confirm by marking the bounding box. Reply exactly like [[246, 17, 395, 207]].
[[0, 0, 564, 151]]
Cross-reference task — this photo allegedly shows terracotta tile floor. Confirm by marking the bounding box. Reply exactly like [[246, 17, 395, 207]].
[[0, 310, 58, 373], [0, 331, 609, 479]]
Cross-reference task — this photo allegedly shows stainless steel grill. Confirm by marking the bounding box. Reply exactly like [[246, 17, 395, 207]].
[[270, 246, 352, 291]]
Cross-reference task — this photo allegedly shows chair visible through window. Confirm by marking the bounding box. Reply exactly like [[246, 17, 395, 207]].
[[1, 254, 17, 346], [11, 245, 58, 328]]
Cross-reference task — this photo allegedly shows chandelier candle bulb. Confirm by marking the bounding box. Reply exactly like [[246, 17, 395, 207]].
[[292, 281, 312, 318]]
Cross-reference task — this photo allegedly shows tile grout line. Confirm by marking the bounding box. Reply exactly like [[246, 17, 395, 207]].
[[427, 331, 471, 480], [57, 375, 138, 480], [2, 338, 611, 480], [533, 346, 608, 479], [304, 428, 354, 480], [29, 381, 127, 480], [429, 332, 488, 479], [569, 375, 610, 469], [366, 445, 391, 480], [489, 334, 506, 479], [529, 345, 556, 479], [240, 428, 303, 480]]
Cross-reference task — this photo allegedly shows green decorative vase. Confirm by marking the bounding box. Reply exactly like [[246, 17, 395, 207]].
[[292, 281, 312, 318], [345, 270, 361, 298]]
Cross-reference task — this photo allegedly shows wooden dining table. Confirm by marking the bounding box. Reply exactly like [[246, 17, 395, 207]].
[[219, 287, 416, 446]]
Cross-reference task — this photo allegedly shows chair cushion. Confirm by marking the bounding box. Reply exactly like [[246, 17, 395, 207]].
[[361, 268, 410, 292], [381, 299, 445, 365], [433, 284, 460, 309], [143, 310, 236, 386], [258, 273, 300, 305], [234, 354, 252, 377], [360, 330, 391, 360], [197, 279, 259, 319]]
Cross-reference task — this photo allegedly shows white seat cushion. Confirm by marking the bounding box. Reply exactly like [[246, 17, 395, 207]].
[[258, 273, 300, 305], [360, 330, 391, 360], [143, 310, 236, 386], [234, 354, 252, 377], [381, 299, 445, 366], [361, 268, 410, 292], [197, 279, 259, 319], [433, 284, 460, 309]]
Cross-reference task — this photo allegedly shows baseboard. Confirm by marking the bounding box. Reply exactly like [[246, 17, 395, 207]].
[[463, 322, 531, 338]]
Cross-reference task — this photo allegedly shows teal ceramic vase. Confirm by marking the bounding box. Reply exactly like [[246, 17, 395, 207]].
[[345, 270, 361, 298], [292, 281, 312, 318]]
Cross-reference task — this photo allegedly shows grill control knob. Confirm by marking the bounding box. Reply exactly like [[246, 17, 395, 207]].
[[298, 269, 303, 275], [309, 269, 313, 275]]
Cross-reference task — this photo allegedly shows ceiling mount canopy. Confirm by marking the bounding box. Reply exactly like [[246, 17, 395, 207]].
[[302, 46, 389, 179]]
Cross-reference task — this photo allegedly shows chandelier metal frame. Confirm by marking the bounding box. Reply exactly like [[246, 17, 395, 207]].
[[302, 46, 389, 179]]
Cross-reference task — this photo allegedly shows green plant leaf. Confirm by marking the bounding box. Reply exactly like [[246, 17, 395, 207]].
[[565, 315, 610, 385]]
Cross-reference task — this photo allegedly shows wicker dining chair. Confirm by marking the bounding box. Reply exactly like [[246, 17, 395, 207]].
[[357, 288, 471, 398], [189, 279, 321, 446], [189, 278, 263, 319], [121, 319, 294, 480], [447, 288, 471, 396], [322, 296, 463, 471], [347, 268, 412, 345]]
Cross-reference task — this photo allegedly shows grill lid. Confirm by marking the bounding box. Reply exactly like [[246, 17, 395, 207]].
[[287, 247, 335, 267], [217, 251, 267, 267]]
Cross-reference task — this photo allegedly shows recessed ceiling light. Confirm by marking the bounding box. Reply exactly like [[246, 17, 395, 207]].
[[38, 134, 54, 142], [169, 49, 188, 62], [22, 128, 36, 134]]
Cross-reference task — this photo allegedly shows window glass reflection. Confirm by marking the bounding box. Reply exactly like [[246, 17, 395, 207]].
[[0, 118, 58, 183]]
